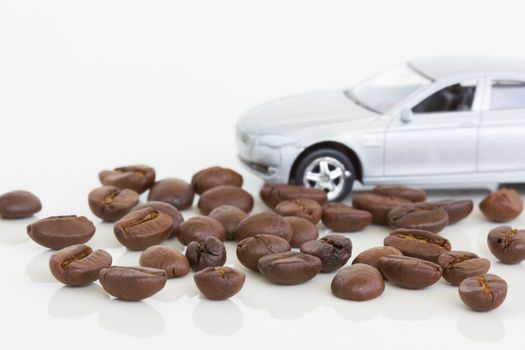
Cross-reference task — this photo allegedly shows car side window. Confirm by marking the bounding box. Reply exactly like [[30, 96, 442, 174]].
[[412, 81, 477, 114], [491, 80, 525, 110]]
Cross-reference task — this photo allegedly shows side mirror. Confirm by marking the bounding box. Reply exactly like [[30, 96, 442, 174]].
[[400, 108, 413, 123]]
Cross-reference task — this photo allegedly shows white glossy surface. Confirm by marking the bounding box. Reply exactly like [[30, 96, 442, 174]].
[[2, 1, 525, 349]]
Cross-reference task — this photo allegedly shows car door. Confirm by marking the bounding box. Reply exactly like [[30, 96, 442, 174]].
[[384, 79, 481, 176], [478, 78, 525, 172]]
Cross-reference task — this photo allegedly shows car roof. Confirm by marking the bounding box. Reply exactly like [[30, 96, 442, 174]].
[[408, 55, 525, 80]]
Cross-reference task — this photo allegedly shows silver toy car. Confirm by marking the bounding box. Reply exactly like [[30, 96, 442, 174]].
[[236, 55, 525, 201]]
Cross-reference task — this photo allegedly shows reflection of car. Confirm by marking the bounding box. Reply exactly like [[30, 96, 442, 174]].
[[236, 55, 525, 201]]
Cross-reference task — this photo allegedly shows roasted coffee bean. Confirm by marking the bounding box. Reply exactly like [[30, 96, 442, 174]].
[[372, 185, 427, 202], [274, 199, 322, 224], [139, 245, 190, 278], [479, 188, 523, 222], [321, 203, 372, 232], [178, 216, 226, 245], [191, 166, 243, 195], [88, 186, 139, 222], [99, 266, 167, 301], [99, 165, 155, 194], [185, 236, 226, 271], [257, 251, 322, 285], [300, 235, 352, 272], [459, 274, 507, 312], [0, 190, 41, 218], [133, 201, 184, 238], [384, 228, 451, 263], [352, 246, 403, 268], [114, 208, 172, 250], [236, 234, 291, 271], [352, 192, 411, 225], [431, 199, 473, 224], [438, 251, 491, 286], [260, 183, 327, 209], [487, 226, 525, 264], [49, 244, 112, 286], [235, 212, 293, 242], [198, 185, 254, 215], [208, 205, 247, 240], [194, 266, 245, 300], [388, 203, 449, 233], [285, 216, 319, 249], [331, 264, 385, 301], [27, 215, 96, 250], [378, 255, 442, 289], [147, 178, 194, 210]]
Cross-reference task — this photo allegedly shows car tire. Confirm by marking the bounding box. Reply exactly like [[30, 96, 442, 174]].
[[294, 148, 355, 202]]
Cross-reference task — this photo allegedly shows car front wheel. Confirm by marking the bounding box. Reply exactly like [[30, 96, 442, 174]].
[[294, 148, 355, 202]]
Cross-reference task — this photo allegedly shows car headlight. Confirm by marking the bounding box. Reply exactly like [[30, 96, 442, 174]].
[[256, 134, 298, 148]]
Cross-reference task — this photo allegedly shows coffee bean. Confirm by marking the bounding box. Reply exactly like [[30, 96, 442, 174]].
[[284, 216, 319, 248], [113, 208, 172, 250], [388, 203, 449, 233], [236, 234, 291, 271], [378, 255, 442, 289], [352, 192, 411, 225], [260, 183, 327, 209], [88, 186, 139, 222], [147, 178, 194, 210], [208, 205, 247, 240], [384, 228, 451, 263], [352, 246, 403, 268], [198, 185, 253, 215], [0, 190, 41, 218], [300, 235, 352, 272], [487, 226, 525, 264], [321, 203, 372, 232], [99, 165, 156, 194], [133, 201, 184, 238], [186, 236, 226, 271], [178, 216, 225, 245], [479, 188, 523, 222], [194, 266, 245, 300], [235, 212, 293, 242], [191, 166, 243, 195], [27, 215, 96, 250], [49, 244, 112, 286], [372, 185, 426, 202], [331, 264, 385, 301], [257, 251, 322, 285], [430, 199, 473, 224], [438, 251, 490, 286], [139, 245, 190, 278], [99, 266, 167, 301], [274, 199, 322, 224], [459, 274, 507, 311]]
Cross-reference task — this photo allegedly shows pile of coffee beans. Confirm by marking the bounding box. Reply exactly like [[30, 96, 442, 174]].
[[3, 167, 522, 312]]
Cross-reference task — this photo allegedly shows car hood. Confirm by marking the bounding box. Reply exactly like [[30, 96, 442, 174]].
[[237, 90, 378, 136]]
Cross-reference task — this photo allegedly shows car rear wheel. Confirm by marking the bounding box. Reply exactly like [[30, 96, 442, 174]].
[[294, 148, 355, 202]]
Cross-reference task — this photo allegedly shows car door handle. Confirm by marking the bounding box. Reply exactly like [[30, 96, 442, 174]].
[[458, 121, 476, 128]]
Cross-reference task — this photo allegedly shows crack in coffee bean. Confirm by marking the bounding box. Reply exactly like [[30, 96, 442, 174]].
[[124, 211, 160, 234], [59, 246, 92, 269]]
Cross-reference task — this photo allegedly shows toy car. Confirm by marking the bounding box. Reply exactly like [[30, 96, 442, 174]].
[[236, 55, 525, 201]]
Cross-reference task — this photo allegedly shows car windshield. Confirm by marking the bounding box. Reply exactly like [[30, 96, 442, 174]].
[[347, 64, 431, 113]]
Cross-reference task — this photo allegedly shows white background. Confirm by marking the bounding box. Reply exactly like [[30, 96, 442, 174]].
[[1, 0, 525, 349]]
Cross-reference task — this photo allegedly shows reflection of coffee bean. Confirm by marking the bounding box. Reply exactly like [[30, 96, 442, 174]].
[[99, 266, 167, 301], [0, 190, 42, 218], [113, 208, 172, 250], [49, 244, 112, 286], [331, 264, 384, 301], [27, 215, 96, 250]]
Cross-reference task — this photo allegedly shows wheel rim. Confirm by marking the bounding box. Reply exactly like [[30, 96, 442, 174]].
[[302, 156, 351, 201]]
